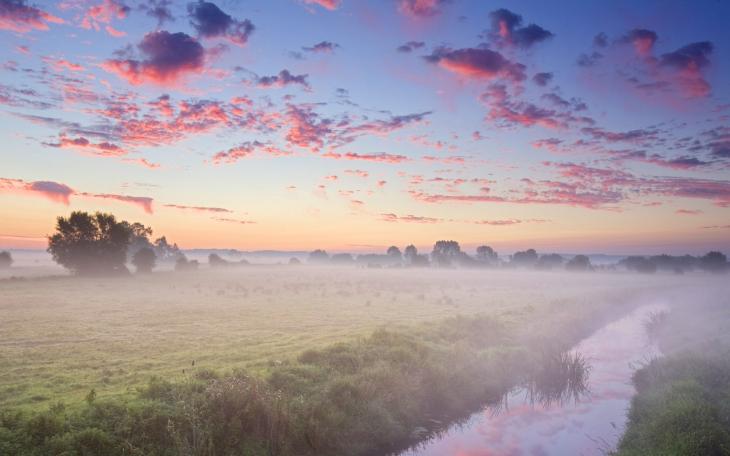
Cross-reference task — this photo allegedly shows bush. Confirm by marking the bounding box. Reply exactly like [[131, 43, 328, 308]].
[[0, 251, 12, 269], [132, 247, 156, 273]]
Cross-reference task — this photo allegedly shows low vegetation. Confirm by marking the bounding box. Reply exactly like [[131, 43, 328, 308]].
[[616, 356, 730, 456], [615, 287, 730, 455]]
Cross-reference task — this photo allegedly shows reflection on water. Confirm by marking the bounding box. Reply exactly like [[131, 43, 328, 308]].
[[399, 305, 665, 456], [522, 351, 591, 409]]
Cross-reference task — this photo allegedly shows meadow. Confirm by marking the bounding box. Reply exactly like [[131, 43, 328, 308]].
[[1, 266, 726, 455], [0, 267, 666, 410]]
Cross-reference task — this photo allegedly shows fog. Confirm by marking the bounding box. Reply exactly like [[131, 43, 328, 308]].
[[1, 251, 729, 454]]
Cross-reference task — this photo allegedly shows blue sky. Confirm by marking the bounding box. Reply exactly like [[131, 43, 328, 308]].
[[1, 0, 729, 254]]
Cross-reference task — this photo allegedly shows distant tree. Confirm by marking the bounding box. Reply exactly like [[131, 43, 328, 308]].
[[411, 254, 430, 267], [331, 253, 354, 264], [511, 249, 538, 268], [648, 254, 697, 273], [132, 247, 156, 274], [475, 245, 498, 265], [153, 236, 184, 262], [566, 255, 592, 271], [621, 256, 657, 274], [386, 246, 402, 262], [699, 251, 728, 273], [536, 253, 564, 270], [175, 255, 199, 271], [209, 253, 229, 268], [47, 211, 132, 276], [455, 251, 477, 267], [308, 249, 329, 264], [289, 257, 301, 265], [432, 240, 461, 267], [0, 251, 12, 269], [404, 245, 418, 265], [124, 222, 153, 257]]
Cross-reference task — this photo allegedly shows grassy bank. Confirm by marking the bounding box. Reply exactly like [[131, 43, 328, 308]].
[[615, 356, 730, 456], [615, 286, 730, 456]]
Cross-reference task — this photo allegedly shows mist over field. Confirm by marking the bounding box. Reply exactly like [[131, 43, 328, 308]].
[[2, 0, 730, 454]]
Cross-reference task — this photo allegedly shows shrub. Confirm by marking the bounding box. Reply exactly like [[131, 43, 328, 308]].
[[0, 251, 12, 269]]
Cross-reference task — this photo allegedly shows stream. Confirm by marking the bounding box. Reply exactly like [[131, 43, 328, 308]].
[[398, 304, 666, 456]]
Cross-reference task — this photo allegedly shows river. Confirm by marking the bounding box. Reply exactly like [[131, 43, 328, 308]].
[[398, 304, 665, 456]]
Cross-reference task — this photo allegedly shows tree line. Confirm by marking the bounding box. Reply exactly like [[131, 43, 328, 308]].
[[1, 212, 726, 276], [307, 241, 728, 273]]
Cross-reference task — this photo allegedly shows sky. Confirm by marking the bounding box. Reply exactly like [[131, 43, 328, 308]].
[[0, 0, 729, 255]]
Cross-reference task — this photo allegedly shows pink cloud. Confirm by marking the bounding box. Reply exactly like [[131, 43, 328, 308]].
[[213, 217, 256, 225], [621, 29, 658, 57], [344, 169, 369, 178], [0, 0, 64, 33], [0, 178, 75, 204], [322, 151, 409, 163], [425, 47, 525, 82], [212, 141, 290, 164], [303, 0, 340, 10], [105, 25, 125, 37], [675, 209, 702, 215], [380, 213, 441, 223], [47, 58, 85, 72], [163, 204, 232, 213], [78, 192, 154, 214], [81, 0, 129, 31], [481, 84, 565, 129], [102, 31, 206, 86], [48, 135, 128, 157], [422, 155, 467, 165], [397, 0, 447, 18]]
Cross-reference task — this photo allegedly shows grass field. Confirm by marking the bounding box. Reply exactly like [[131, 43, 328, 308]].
[[0, 266, 713, 412]]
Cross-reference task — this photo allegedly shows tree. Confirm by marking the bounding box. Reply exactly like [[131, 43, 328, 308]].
[[153, 236, 183, 262], [700, 251, 728, 273], [536, 253, 563, 270], [404, 245, 418, 265], [620, 256, 656, 274], [132, 247, 156, 273], [475, 245, 498, 265], [386, 246, 402, 262], [511, 249, 538, 267], [566, 255, 592, 271], [431, 240, 461, 267], [331, 253, 354, 264], [124, 222, 153, 260], [209, 253, 229, 268], [308, 249, 329, 264], [0, 251, 12, 269], [175, 255, 199, 271], [47, 211, 132, 276]]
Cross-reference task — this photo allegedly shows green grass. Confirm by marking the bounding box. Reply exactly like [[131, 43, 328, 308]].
[[0, 266, 674, 411], [616, 356, 730, 456]]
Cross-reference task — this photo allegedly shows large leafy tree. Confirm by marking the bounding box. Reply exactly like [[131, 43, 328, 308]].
[[431, 240, 462, 267], [47, 211, 134, 276]]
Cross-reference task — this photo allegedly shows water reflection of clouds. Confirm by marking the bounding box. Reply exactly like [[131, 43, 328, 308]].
[[403, 305, 663, 456]]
